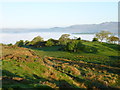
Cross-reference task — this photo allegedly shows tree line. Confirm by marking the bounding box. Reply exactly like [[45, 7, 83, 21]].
[[7, 30, 119, 53]]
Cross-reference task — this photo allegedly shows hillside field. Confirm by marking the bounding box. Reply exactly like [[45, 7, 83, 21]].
[[1, 41, 120, 89]]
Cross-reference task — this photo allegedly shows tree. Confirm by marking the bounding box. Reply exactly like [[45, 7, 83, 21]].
[[108, 36, 119, 44], [30, 36, 44, 45], [92, 37, 98, 42], [66, 40, 85, 52], [95, 31, 112, 42], [24, 40, 30, 46], [7, 43, 13, 46], [45, 39, 54, 46], [76, 37, 81, 40], [15, 40, 24, 47], [59, 34, 70, 45]]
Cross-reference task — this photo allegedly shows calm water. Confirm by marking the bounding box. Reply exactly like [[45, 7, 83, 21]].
[[0, 32, 96, 44]]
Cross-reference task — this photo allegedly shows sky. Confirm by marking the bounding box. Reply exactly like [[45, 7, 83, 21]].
[[0, 1, 118, 28]]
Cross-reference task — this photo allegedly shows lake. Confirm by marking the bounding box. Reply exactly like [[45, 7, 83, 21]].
[[0, 32, 97, 44]]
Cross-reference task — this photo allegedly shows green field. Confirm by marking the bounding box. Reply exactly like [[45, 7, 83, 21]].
[[2, 41, 120, 89]]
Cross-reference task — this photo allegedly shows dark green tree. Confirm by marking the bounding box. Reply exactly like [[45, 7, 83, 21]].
[[59, 34, 70, 45], [66, 40, 85, 52], [24, 40, 30, 46], [7, 43, 13, 46], [15, 40, 24, 47], [30, 36, 44, 45], [92, 37, 98, 42], [45, 39, 54, 46], [76, 37, 81, 40]]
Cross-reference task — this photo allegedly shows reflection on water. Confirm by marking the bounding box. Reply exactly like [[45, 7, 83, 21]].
[[0, 32, 95, 44]]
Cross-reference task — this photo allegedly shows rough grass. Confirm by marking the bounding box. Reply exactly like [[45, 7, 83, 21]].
[[34, 42, 120, 67], [2, 42, 120, 89]]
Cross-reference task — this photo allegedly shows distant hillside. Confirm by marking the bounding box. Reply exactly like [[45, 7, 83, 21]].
[[63, 22, 118, 33], [1, 22, 118, 33]]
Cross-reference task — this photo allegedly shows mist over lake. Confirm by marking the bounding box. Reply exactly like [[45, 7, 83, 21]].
[[0, 31, 95, 44]]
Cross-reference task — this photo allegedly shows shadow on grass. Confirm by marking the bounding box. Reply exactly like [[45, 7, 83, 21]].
[[62, 72, 120, 89], [2, 70, 53, 89], [2, 70, 82, 89], [109, 56, 120, 60], [24, 46, 61, 52], [102, 43, 120, 51]]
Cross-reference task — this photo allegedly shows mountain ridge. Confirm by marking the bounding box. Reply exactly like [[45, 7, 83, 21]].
[[1, 22, 118, 33]]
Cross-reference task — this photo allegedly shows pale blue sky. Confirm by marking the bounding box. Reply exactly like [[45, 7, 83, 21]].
[[1, 2, 118, 28]]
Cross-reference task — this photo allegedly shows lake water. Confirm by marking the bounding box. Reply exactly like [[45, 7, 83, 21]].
[[0, 32, 97, 44]]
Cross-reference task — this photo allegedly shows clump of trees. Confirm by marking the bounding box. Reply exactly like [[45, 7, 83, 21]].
[[14, 36, 59, 48], [65, 40, 85, 52], [95, 31, 112, 42], [95, 31, 119, 44], [13, 31, 119, 52], [14, 36, 45, 48], [108, 36, 119, 44]]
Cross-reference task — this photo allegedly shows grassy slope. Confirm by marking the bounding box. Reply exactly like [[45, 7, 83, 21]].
[[2, 42, 120, 89], [34, 42, 120, 67]]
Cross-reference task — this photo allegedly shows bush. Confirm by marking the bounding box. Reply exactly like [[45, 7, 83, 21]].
[[24, 40, 30, 46], [92, 38, 98, 42], [15, 40, 24, 47], [65, 40, 85, 52], [7, 43, 12, 46], [45, 40, 54, 46], [77, 37, 81, 40], [59, 34, 70, 45], [30, 36, 44, 45]]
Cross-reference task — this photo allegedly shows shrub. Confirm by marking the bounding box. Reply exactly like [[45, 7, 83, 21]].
[[65, 40, 85, 52], [45, 40, 54, 47], [77, 37, 81, 40], [92, 38, 98, 42], [30, 36, 44, 45], [24, 40, 30, 46], [7, 43, 12, 46], [15, 40, 24, 47], [59, 34, 70, 45]]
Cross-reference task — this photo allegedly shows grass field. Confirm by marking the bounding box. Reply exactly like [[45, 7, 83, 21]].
[[1, 41, 120, 89]]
